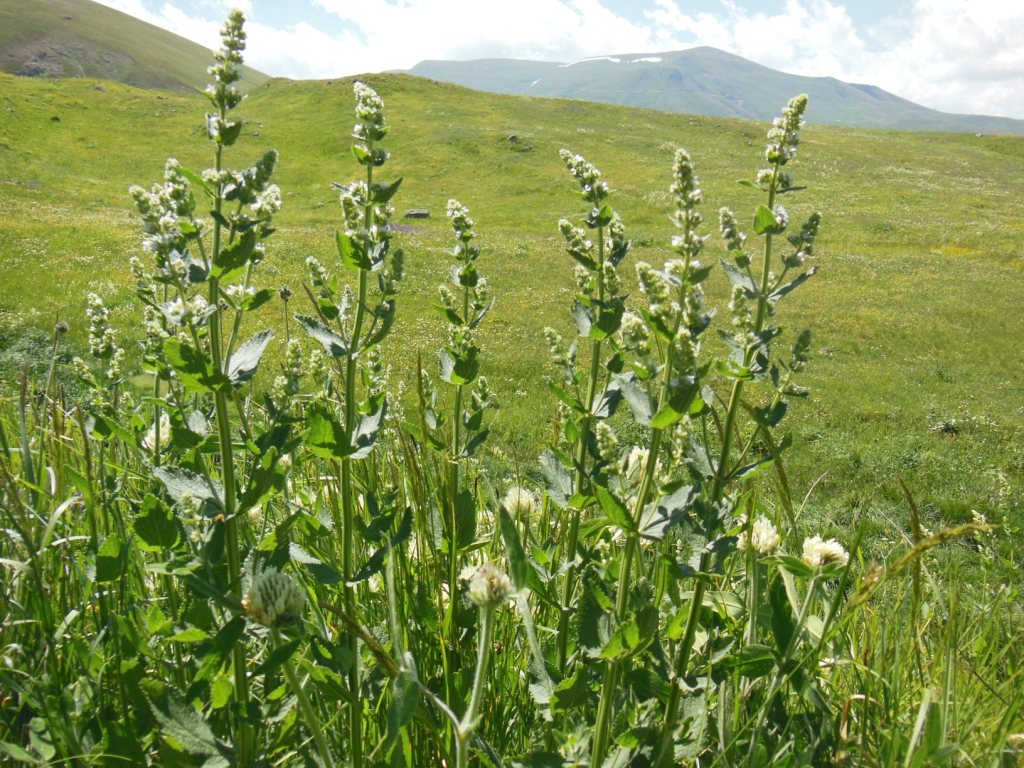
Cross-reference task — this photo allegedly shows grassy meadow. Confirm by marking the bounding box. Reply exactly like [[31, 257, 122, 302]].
[[2, 71, 1021, 538], [1, 33, 1023, 765]]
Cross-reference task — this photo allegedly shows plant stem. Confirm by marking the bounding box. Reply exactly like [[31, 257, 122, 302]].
[[273, 629, 335, 767], [456, 605, 495, 768], [557, 225, 606, 671]]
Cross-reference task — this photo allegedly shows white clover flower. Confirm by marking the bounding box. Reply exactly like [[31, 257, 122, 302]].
[[503, 485, 537, 518], [244, 567, 305, 627], [461, 563, 515, 609], [802, 535, 849, 568], [142, 412, 172, 452], [737, 515, 781, 554]]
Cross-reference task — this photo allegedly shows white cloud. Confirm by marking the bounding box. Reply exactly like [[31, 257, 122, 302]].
[[88, 0, 1024, 118], [645, 0, 1024, 118], [854, 0, 1024, 118], [311, 0, 654, 69]]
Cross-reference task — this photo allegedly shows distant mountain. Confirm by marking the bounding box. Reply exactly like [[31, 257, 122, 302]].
[[406, 48, 1024, 135], [0, 0, 267, 92]]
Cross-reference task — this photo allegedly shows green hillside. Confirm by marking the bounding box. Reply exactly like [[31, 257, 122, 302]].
[[1, 71, 1022, 531], [408, 47, 1024, 135], [0, 0, 267, 90]]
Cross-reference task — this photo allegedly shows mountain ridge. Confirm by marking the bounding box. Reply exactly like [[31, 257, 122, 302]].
[[405, 47, 1024, 135], [0, 0, 267, 92]]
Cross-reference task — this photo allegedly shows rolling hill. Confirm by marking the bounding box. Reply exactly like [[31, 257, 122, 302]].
[[406, 48, 1024, 135], [0, 0, 267, 91]]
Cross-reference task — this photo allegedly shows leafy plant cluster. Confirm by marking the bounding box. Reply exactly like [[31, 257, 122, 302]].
[[1, 11, 1020, 768]]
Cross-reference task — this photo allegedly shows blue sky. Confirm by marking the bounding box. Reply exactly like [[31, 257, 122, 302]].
[[93, 0, 1024, 119]]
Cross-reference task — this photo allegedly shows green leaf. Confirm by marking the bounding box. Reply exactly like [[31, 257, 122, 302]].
[[721, 644, 776, 679], [595, 485, 635, 534], [169, 626, 209, 643], [95, 534, 124, 583], [437, 305, 466, 327], [212, 229, 256, 279], [439, 347, 479, 386], [301, 403, 349, 460], [600, 615, 648, 661], [336, 230, 372, 270], [240, 287, 274, 312], [134, 493, 180, 552], [753, 203, 778, 235], [227, 329, 274, 386], [371, 177, 403, 204], [296, 314, 348, 357], [616, 375, 653, 426], [591, 296, 625, 340], [163, 338, 230, 394], [547, 382, 585, 414], [540, 450, 573, 509], [499, 509, 529, 590], [769, 267, 818, 302], [571, 300, 592, 337], [252, 638, 300, 676], [350, 400, 387, 459], [0, 741, 40, 764], [210, 675, 233, 710], [239, 447, 286, 512], [386, 668, 419, 748], [153, 466, 223, 511], [774, 554, 816, 579], [149, 690, 231, 766], [720, 260, 756, 296]]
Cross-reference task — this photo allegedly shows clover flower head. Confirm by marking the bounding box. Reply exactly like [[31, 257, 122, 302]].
[[460, 562, 515, 608], [802, 535, 849, 568], [142, 412, 172, 452], [503, 485, 537, 518], [244, 567, 305, 627], [737, 515, 781, 554]]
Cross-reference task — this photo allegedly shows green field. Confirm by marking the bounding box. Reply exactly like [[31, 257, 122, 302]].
[[2, 71, 1021, 536]]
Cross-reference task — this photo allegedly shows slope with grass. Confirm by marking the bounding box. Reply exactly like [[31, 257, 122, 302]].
[[0, 71, 1022, 551], [0, 0, 267, 91]]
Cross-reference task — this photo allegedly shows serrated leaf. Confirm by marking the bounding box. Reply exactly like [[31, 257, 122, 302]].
[[163, 339, 230, 394], [301, 404, 349, 460], [539, 450, 573, 509], [296, 314, 348, 357], [720, 260, 757, 296], [227, 329, 274, 386], [135, 493, 180, 551], [153, 466, 223, 511], [149, 690, 230, 765]]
